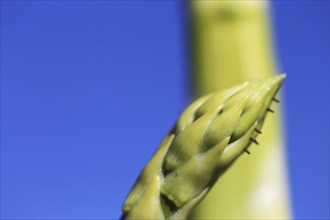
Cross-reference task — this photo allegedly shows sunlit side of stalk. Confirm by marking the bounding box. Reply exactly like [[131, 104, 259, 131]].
[[189, 1, 291, 219]]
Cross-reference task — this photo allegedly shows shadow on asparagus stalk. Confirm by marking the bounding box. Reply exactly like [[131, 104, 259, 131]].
[[121, 74, 285, 219]]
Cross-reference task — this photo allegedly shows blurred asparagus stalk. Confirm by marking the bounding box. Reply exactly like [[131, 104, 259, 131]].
[[189, 1, 291, 219]]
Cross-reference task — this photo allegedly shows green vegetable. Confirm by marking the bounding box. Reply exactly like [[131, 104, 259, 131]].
[[121, 75, 285, 219]]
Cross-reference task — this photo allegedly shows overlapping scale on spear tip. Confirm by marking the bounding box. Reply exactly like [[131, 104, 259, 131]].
[[121, 75, 285, 219], [122, 134, 174, 218]]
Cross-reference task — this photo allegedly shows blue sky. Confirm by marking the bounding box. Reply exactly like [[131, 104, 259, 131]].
[[1, 1, 329, 219]]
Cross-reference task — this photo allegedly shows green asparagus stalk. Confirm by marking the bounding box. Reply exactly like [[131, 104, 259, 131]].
[[189, 1, 291, 219], [121, 75, 285, 219]]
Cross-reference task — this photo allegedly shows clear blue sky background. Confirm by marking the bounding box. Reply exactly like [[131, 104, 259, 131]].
[[1, 1, 329, 219]]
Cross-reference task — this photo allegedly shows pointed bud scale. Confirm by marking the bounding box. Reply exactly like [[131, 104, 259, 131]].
[[204, 96, 249, 150], [161, 137, 230, 208], [125, 176, 165, 219], [164, 107, 219, 172], [174, 95, 211, 134], [122, 134, 174, 213], [194, 83, 246, 118]]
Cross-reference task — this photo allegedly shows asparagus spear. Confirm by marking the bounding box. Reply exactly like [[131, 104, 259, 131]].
[[121, 75, 285, 219]]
